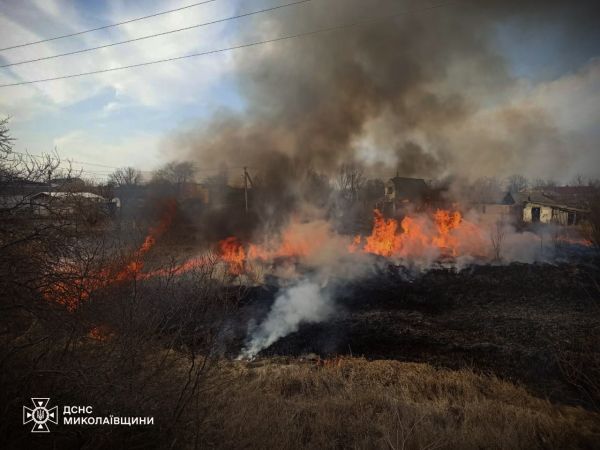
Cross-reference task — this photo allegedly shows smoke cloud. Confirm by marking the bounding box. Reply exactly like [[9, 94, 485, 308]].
[[167, 0, 600, 184], [240, 279, 333, 358]]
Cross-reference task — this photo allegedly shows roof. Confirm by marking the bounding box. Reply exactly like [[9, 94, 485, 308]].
[[31, 191, 106, 201], [515, 189, 592, 212]]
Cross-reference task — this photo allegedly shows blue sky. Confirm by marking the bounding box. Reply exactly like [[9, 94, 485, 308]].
[[0, 0, 598, 181], [0, 0, 249, 178]]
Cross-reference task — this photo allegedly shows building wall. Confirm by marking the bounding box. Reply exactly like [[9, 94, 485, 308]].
[[522, 202, 573, 225], [523, 203, 553, 224]]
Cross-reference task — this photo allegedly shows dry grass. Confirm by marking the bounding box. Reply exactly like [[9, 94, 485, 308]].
[[198, 357, 600, 450]]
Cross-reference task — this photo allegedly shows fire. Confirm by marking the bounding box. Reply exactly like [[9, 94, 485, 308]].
[[432, 209, 462, 256], [362, 209, 402, 257], [219, 237, 246, 275], [217, 209, 490, 275], [43, 200, 178, 310], [353, 209, 487, 261], [43, 204, 517, 309], [219, 219, 333, 274]]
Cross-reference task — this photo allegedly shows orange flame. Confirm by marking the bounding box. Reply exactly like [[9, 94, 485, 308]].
[[354, 208, 486, 260], [43, 200, 178, 310], [432, 209, 462, 256], [363, 209, 402, 257], [218, 237, 246, 275]]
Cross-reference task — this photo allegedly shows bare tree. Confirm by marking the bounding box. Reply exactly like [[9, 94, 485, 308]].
[[570, 174, 588, 186], [109, 166, 142, 187], [531, 178, 557, 189], [506, 174, 528, 193], [153, 161, 195, 185], [0, 116, 15, 154], [152, 161, 196, 196], [336, 164, 365, 202]]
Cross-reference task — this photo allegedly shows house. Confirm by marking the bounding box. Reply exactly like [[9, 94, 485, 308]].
[[517, 187, 593, 226], [384, 176, 429, 214], [29, 191, 109, 217]]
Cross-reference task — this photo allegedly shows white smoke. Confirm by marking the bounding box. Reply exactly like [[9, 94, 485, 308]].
[[240, 280, 334, 359]]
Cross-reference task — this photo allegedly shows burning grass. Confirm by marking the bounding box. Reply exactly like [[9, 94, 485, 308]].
[[40, 204, 596, 313], [200, 357, 600, 449]]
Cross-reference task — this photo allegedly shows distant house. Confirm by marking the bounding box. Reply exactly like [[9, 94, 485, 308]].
[[516, 187, 593, 226], [30, 191, 109, 218], [384, 176, 429, 214]]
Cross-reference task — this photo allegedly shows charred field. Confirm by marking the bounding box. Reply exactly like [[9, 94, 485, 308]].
[[228, 260, 600, 409]]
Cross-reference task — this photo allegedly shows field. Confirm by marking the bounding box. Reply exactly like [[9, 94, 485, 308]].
[[201, 357, 600, 449]]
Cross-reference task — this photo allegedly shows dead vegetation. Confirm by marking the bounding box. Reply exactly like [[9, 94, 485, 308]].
[[199, 357, 600, 450]]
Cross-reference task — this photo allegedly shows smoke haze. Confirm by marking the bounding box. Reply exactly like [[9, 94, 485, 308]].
[[167, 0, 600, 184]]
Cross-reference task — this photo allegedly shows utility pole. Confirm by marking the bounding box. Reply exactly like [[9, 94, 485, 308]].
[[244, 167, 248, 213], [243, 167, 254, 214]]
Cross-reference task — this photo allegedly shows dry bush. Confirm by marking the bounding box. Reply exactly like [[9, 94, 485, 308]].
[[0, 128, 241, 448], [199, 358, 600, 450], [0, 220, 242, 449]]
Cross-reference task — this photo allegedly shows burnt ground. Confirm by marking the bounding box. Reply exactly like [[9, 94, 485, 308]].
[[224, 261, 600, 409]]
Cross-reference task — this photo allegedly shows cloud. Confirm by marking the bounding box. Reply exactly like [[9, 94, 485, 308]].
[[52, 129, 162, 174], [0, 0, 238, 112]]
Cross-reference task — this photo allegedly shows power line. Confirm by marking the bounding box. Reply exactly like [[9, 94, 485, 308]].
[[10, 150, 121, 169], [9, 150, 257, 174], [0, 0, 312, 69], [0, 1, 460, 88], [0, 0, 218, 52]]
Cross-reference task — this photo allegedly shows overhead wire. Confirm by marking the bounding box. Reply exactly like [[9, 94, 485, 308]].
[[9, 150, 256, 175], [0, 0, 312, 69], [0, 1, 461, 88], [0, 0, 218, 52]]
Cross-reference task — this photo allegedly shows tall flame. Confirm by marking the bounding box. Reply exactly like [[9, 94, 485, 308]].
[[219, 237, 246, 275], [353, 208, 486, 261]]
